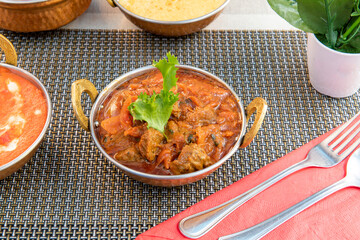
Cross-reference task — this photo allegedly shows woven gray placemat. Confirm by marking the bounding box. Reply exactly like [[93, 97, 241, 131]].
[[0, 30, 359, 239]]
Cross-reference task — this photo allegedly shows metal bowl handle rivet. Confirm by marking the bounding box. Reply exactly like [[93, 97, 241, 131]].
[[71, 79, 99, 131], [240, 97, 268, 148], [0, 34, 18, 66]]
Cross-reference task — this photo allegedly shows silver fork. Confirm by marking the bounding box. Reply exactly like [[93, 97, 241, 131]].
[[179, 112, 360, 239], [219, 147, 360, 240]]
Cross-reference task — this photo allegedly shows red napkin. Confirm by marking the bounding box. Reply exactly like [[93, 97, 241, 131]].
[[137, 127, 360, 240]]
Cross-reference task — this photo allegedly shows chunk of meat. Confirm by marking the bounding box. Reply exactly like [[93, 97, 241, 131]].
[[169, 143, 212, 175], [196, 124, 225, 159], [186, 106, 216, 126], [166, 121, 192, 152], [139, 128, 165, 161], [171, 97, 200, 120], [101, 133, 136, 155], [166, 120, 179, 135], [114, 145, 144, 162]]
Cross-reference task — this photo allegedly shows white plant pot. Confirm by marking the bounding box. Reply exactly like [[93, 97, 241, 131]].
[[307, 33, 360, 98]]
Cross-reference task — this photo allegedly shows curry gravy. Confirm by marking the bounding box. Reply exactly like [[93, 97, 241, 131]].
[[0, 67, 47, 165]]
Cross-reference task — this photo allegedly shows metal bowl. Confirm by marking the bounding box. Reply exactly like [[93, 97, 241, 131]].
[[106, 0, 230, 36], [71, 65, 267, 186], [0, 0, 91, 32], [0, 35, 52, 180]]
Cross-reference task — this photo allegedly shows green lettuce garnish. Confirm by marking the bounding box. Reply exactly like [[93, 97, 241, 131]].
[[128, 52, 179, 134]]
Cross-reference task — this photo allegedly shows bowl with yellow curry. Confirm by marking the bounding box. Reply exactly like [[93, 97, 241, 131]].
[[106, 0, 230, 36]]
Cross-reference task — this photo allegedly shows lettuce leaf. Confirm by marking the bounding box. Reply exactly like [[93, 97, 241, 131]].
[[128, 53, 179, 134]]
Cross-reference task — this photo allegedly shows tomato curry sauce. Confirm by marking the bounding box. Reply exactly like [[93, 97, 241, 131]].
[[0, 66, 47, 165], [96, 69, 242, 175]]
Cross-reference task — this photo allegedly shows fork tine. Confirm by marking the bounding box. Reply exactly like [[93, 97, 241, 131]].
[[330, 115, 360, 148], [333, 121, 360, 154], [338, 139, 360, 159], [323, 112, 360, 145]]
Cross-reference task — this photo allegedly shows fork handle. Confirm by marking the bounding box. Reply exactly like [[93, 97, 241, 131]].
[[218, 178, 350, 240], [179, 158, 311, 239]]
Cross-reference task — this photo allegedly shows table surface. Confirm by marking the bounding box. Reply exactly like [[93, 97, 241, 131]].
[[65, 0, 296, 30], [1, 28, 359, 239], [1, 1, 359, 239]]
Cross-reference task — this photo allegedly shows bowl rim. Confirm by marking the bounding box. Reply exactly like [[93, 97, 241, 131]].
[[0, 63, 52, 172], [89, 65, 246, 181], [0, 0, 54, 4], [112, 0, 230, 25]]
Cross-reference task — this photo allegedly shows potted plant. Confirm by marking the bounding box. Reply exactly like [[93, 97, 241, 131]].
[[268, 0, 360, 98]]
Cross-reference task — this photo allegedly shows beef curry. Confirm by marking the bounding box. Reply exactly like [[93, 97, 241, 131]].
[[95, 69, 242, 175]]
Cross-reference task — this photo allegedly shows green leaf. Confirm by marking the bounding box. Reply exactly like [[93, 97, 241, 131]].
[[298, 0, 353, 34], [152, 52, 179, 93], [349, 33, 360, 51], [267, 0, 315, 32], [128, 53, 180, 134], [340, 16, 360, 43], [352, 0, 360, 16], [316, 33, 360, 53], [128, 91, 178, 133]]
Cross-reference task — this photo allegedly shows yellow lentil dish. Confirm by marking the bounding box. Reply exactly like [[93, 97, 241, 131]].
[[117, 0, 226, 21]]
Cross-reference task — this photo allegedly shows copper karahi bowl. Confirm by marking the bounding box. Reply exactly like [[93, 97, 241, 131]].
[[0, 0, 91, 32], [0, 35, 52, 179], [71, 64, 267, 187], [106, 0, 230, 36]]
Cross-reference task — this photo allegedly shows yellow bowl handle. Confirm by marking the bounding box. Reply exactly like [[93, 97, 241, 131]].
[[71, 79, 99, 131], [0, 34, 17, 66], [106, 0, 116, 7], [240, 97, 268, 148]]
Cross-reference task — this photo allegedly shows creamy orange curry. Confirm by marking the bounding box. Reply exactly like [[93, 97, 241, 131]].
[[96, 69, 242, 175], [0, 66, 47, 165]]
